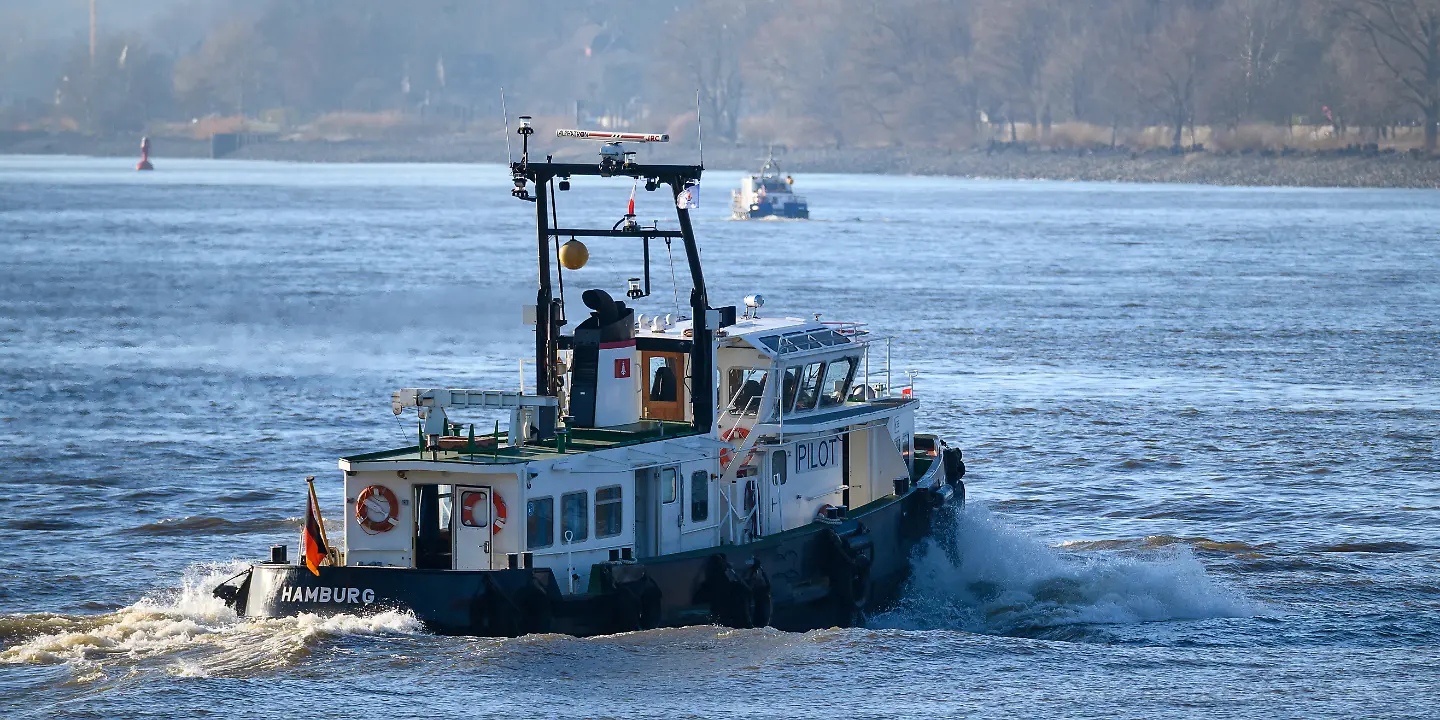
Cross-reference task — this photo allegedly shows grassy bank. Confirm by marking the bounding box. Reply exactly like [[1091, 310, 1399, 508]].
[[5, 132, 1438, 189]]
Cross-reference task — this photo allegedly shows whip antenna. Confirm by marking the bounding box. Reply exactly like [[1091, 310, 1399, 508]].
[[695, 89, 704, 168], [501, 89, 512, 165]]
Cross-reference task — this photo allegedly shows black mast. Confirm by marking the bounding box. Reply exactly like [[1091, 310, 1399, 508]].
[[673, 194, 712, 434], [534, 178, 556, 438], [513, 152, 710, 436]]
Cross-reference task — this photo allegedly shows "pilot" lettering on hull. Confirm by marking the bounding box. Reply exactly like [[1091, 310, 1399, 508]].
[[279, 586, 376, 604]]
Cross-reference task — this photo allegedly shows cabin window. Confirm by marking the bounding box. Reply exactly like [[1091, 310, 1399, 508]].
[[781, 366, 801, 413], [726, 368, 769, 416], [649, 356, 678, 402], [661, 467, 678, 504], [690, 470, 709, 522], [438, 485, 454, 529], [771, 450, 788, 485], [595, 485, 623, 538], [561, 491, 588, 543], [792, 362, 825, 412], [526, 496, 554, 549], [460, 489, 488, 527], [819, 358, 857, 408]]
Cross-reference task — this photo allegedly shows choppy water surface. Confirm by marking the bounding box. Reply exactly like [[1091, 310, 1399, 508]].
[[0, 156, 1436, 718]]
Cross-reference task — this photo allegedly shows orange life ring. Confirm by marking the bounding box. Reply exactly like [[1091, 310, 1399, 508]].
[[493, 492, 507, 533], [720, 427, 751, 468], [355, 485, 400, 534], [459, 490, 507, 532]]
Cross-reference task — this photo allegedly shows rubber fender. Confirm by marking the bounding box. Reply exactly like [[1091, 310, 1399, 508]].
[[518, 585, 553, 635], [610, 576, 663, 632], [704, 554, 755, 628], [746, 560, 773, 629], [942, 447, 966, 484]]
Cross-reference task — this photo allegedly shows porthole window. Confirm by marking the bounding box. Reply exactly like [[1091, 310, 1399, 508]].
[[460, 490, 489, 528]]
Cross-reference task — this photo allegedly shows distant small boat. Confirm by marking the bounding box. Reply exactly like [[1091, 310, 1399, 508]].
[[731, 152, 808, 219]]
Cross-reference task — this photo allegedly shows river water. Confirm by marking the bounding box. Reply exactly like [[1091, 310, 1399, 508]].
[[0, 156, 1436, 718]]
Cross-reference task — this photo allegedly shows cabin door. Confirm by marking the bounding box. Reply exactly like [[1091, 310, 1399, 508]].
[[641, 352, 686, 421], [452, 485, 493, 570], [657, 465, 683, 554], [636, 466, 684, 557]]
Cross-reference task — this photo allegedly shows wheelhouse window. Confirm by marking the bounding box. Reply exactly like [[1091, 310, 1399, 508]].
[[792, 362, 825, 412], [726, 368, 769, 416], [526, 497, 554, 549], [690, 470, 709, 522], [661, 467, 678, 504], [648, 356, 678, 402], [561, 491, 588, 543], [781, 366, 801, 413], [595, 485, 623, 538], [819, 357, 857, 408]]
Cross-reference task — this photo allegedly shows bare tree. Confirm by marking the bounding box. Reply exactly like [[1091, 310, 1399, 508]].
[[654, 0, 767, 142], [1337, 0, 1440, 151]]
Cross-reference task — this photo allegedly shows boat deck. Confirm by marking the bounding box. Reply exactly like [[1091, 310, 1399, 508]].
[[341, 420, 699, 467]]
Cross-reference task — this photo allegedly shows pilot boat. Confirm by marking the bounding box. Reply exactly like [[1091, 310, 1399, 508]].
[[730, 152, 809, 219], [213, 120, 965, 636]]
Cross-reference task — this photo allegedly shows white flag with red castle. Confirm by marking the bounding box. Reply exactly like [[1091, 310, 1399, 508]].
[[676, 181, 699, 210]]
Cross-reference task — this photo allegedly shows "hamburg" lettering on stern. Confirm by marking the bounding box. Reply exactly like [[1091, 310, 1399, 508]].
[[280, 586, 376, 604]]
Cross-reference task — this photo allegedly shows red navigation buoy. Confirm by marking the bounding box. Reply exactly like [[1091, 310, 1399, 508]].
[[136, 136, 154, 171]]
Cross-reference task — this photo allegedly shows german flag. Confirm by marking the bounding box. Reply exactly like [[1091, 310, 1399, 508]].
[[302, 476, 331, 576]]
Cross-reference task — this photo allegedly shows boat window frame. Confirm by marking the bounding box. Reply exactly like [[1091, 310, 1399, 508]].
[[792, 361, 825, 412], [771, 450, 788, 485], [726, 367, 769, 417], [595, 485, 623, 538], [459, 488, 488, 528], [818, 357, 858, 408], [561, 490, 588, 544], [661, 467, 678, 504], [526, 496, 554, 550], [690, 470, 709, 522]]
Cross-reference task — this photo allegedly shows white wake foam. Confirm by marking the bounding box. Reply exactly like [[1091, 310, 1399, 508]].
[[872, 503, 1258, 635], [1, 562, 422, 680]]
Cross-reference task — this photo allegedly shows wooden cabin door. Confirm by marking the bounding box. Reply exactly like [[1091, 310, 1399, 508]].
[[641, 352, 686, 421], [452, 485, 493, 570]]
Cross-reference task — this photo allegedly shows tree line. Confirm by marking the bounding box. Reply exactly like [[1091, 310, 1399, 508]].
[[3, 0, 1439, 152]]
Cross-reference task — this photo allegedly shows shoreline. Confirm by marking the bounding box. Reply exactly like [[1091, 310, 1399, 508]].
[[4, 132, 1439, 189]]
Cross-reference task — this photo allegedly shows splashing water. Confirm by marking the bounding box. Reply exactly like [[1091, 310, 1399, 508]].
[[0, 563, 423, 681], [871, 503, 1259, 637]]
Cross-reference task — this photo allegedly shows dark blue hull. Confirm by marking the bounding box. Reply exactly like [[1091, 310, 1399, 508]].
[[747, 203, 809, 219], [218, 482, 960, 636]]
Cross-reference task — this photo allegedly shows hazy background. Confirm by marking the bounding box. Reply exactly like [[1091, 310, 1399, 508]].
[[4, 0, 1440, 154]]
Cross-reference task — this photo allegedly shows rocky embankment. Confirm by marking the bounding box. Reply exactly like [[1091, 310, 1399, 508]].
[[5, 131, 1439, 189]]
